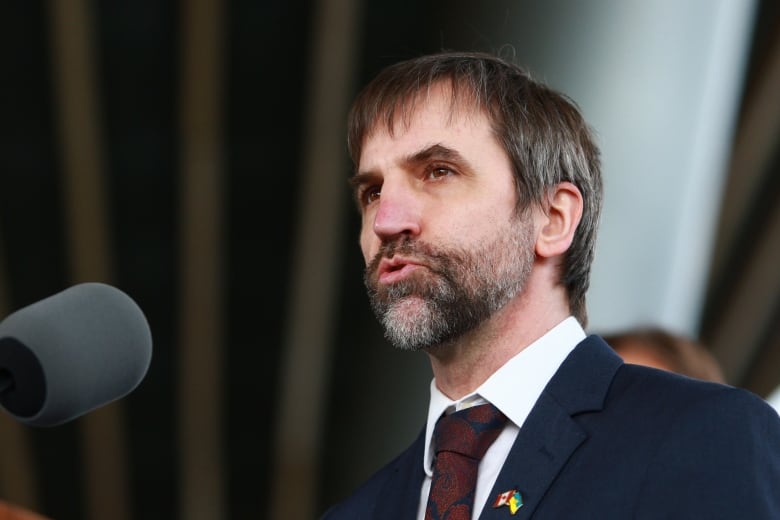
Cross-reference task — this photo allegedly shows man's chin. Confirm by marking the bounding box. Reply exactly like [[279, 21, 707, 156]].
[[387, 294, 428, 312], [380, 296, 441, 351]]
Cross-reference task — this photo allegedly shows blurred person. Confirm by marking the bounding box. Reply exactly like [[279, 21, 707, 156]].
[[604, 327, 725, 383], [321, 51, 780, 519]]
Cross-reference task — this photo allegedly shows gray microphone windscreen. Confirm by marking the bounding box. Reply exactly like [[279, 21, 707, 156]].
[[0, 283, 152, 427]]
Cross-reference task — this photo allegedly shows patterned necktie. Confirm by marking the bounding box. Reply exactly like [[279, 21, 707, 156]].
[[425, 403, 508, 520]]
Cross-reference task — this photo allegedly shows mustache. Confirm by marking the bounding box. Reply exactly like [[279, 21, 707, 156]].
[[365, 238, 449, 279]]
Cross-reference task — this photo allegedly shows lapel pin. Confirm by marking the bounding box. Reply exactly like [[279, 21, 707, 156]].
[[493, 489, 523, 514]]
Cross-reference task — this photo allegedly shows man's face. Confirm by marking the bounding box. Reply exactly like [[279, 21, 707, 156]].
[[353, 85, 536, 350]]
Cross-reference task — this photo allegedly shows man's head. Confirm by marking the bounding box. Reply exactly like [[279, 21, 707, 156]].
[[349, 52, 602, 348]]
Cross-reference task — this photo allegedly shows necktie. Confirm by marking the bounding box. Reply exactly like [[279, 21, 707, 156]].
[[425, 403, 507, 520]]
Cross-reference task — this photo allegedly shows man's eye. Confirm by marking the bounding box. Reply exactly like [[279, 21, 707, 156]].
[[361, 187, 380, 206], [426, 166, 453, 180]]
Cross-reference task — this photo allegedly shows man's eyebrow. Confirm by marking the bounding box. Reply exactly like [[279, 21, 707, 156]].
[[403, 143, 466, 167], [348, 171, 379, 190]]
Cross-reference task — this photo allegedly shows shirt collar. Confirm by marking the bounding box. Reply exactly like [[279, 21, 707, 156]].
[[422, 316, 586, 475]]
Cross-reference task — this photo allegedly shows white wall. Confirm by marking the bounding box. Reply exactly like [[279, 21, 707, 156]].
[[522, 1, 756, 336], [446, 0, 757, 336]]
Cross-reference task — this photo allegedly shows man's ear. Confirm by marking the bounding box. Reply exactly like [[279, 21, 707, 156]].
[[535, 182, 583, 258]]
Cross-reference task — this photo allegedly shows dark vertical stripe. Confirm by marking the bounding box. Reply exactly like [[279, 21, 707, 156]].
[[48, 1, 133, 517], [94, 0, 180, 515], [0, 2, 80, 518], [178, 0, 225, 518], [223, 0, 313, 517], [269, 0, 360, 516]]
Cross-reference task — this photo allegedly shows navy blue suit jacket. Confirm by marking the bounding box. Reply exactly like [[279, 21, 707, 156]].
[[322, 336, 780, 519]]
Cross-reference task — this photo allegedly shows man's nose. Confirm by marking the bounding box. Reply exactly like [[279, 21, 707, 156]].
[[372, 183, 422, 241]]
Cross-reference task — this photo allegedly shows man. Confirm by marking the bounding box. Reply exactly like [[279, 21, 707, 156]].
[[322, 52, 780, 519]]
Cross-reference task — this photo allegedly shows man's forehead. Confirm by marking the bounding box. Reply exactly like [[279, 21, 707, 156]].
[[360, 118, 482, 163], [370, 82, 485, 138]]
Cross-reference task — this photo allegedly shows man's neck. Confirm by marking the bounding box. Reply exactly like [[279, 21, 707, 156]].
[[426, 282, 570, 400]]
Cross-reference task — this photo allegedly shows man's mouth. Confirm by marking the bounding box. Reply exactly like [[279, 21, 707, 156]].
[[377, 256, 425, 285]]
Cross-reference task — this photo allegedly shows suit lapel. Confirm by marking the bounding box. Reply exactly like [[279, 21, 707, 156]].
[[479, 392, 586, 519], [479, 336, 622, 519], [372, 429, 426, 520]]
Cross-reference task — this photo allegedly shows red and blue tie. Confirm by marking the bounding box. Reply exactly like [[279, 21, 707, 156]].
[[425, 403, 508, 520]]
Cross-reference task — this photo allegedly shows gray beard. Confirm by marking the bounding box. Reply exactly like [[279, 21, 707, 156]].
[[364, 216, 535, 351]]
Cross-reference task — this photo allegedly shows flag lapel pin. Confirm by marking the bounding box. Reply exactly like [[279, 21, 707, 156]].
[[493, 489, 523, 515]]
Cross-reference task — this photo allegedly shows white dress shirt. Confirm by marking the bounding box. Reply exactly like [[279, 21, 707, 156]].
[[416, 317, 586, 520]]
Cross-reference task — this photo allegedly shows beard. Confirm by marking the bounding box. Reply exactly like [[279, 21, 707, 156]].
[[363, 213, 535, 351]]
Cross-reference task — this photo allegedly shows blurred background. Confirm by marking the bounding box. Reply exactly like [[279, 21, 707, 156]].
[[0, 0, 778, 518]]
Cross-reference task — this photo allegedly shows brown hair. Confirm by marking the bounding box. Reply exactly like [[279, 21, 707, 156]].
[[605, 327, 725, 383], [348, 52, 603, 325]]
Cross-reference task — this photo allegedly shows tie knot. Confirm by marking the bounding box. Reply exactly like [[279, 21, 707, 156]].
[[433, 403, 507, 461]]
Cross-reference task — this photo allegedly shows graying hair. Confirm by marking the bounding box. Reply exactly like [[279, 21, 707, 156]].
[[348, 51, 603, 325]]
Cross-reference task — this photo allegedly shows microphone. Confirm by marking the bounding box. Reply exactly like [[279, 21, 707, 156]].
[[0, 283, 152, 427]]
